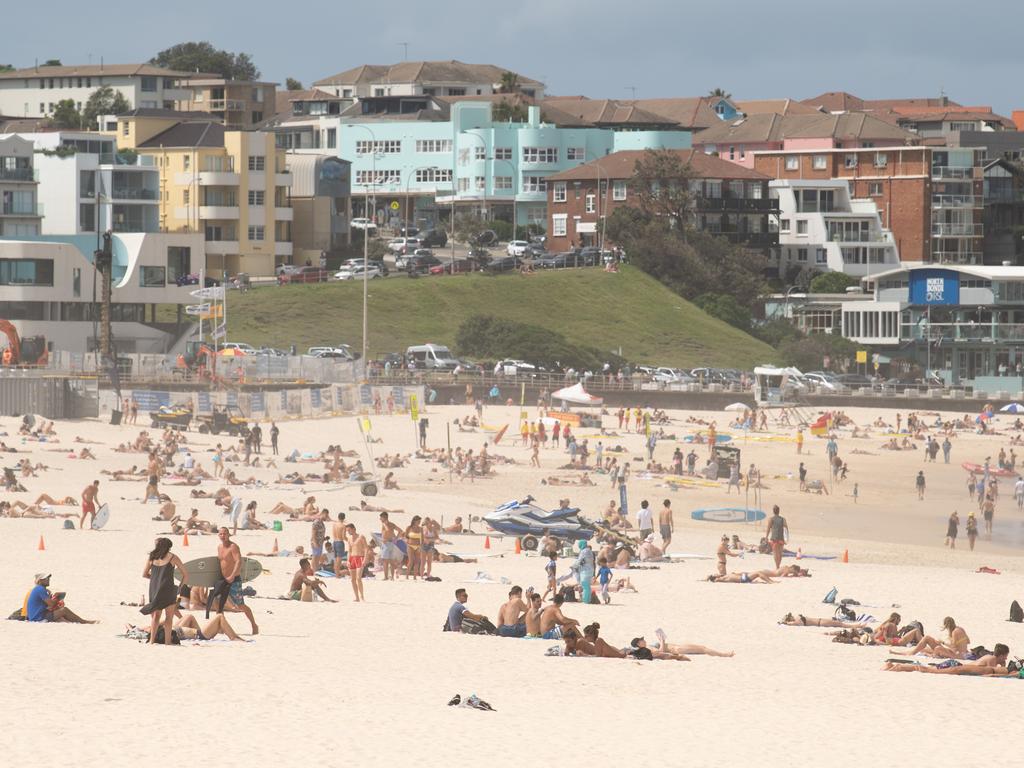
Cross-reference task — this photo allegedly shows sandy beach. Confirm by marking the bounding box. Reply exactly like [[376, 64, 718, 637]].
[[4, 401, 1024, 768]]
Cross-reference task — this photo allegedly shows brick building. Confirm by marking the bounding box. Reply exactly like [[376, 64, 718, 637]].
[[545, 149, 775, 255]]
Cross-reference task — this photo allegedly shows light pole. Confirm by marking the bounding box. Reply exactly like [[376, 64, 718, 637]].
[[461, 130, 517, 242], [349, 124, 377, 372]]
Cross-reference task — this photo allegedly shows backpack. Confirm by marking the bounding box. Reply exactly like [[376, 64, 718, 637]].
[[1010, 600, 1024, 623], [835, 605, 857, 622], [154, 626, 181, 645], [822, 587, 838, 605]]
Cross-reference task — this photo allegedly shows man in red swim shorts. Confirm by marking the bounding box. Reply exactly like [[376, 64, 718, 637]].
[[345, 523, 368, 602], [765, 504, 789, 569], [79, 480, 100, 530]]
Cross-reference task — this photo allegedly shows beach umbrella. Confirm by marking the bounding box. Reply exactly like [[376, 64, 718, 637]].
[[1000, 403, 1024, 414], [724, 402, 749, 412]]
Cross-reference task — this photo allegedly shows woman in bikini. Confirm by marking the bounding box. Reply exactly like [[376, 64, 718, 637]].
[[893, 616, 971, 659], [421, 517, 438, 577], [404, 516, 423, 579], [874, 613, 924, 646], [780, 612, 866, 628], [707, 571, 776, 584]]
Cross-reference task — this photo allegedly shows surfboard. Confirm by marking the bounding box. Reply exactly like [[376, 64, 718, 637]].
[[682, 434, 732, 444], [690, 508, 766, 523], [91, 503, 110, 530], [962, 462, 1014, 477], [493, 424, 509, 444], [176, 556, 263, 588]]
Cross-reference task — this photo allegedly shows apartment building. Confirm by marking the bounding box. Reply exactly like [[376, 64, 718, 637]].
[[175, 79, 277, 129], [15, 131, 159, 234], [0, 135, 41, 236], [313, 60, 544, 103], [116, 113, 292, 276], [981, 159, 1024, 265], [270, 99, 690, 232], [771, 179, 899, 278], [545, 149, 775, 255], [285, 154, 352, 263], [0, 64, 198, 123]]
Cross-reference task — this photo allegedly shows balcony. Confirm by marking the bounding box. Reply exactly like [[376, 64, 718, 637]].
[[697, 196, 777, 212], [930, 250, 982, 264], [208, 99, 247, 111], [1, 202, 42, 217], [111, 188, 159, 201], [205, 240, 239, 255], [199, 206, 240, 220], [906, 322, 1024, 343], [275, 241, 293, 257], [0, 167, 36, 182], [932, 194, 980, 208], [932, 166, 978, 179], [199, 171, 240, 186], [275, 207, 293, 221], [932, 223, 983, 237]]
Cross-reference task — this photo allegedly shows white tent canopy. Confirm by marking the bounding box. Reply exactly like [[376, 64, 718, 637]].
[[551, 382, 603, 406]]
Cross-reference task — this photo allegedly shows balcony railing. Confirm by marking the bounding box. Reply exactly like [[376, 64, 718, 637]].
[[930, 250, 982, 264], [932, 223, 984, 237], [932, 166, 977, 179], [0, 167, 35, 182], [932, 194, 980, 208], [208, 99, 246, 111], [1, 202, 42, 216], [111, 188, 159, 200], [697, 196, 777, 212], [905, 322, 1024, 343]]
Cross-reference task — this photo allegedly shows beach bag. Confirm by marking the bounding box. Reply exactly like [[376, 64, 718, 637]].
[[154, 627, 181, 645], [1010, 600, 1024, 623], [835, 605, 857, 622], [822, 587, 838, 604], [461, 616, 496, 636]]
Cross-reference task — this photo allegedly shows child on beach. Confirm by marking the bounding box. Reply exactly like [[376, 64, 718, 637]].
[[597, 557, 613, 605], [542, 553, 557, 601]]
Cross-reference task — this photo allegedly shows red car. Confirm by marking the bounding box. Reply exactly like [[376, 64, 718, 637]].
[[278, 266, 331, 284], [429, 258, 476, 275]]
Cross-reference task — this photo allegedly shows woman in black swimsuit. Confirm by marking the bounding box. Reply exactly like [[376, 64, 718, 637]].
[[141, 537, 189, 645]]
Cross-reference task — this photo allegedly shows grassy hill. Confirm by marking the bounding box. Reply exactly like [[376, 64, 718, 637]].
[[225, 266, 777, 369]]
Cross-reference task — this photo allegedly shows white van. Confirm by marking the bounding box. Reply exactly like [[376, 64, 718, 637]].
[[406, 344, 459, 370]]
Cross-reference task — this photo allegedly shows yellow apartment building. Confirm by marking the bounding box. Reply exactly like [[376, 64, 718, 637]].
[[174, 79, 277, 130], [115, 112, 292, 276]]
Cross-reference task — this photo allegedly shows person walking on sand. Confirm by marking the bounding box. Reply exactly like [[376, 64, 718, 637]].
[[796, 428, 804, 455], [942, 437, 951, 464], [310, 509, 328, 571], [636, 500, 654, 541], [982, 494, 995, 536], [658, 499, 674, 551], [212, 527, 258, 634], [79, 480, 100, 530], [966, 511, 979, 551], [916, 470, 926, 500], [945, 511, 959, 549], [141, 537, 189, 645], [798, 462, 807, 491], [766, 505, 789, 569], [345, 523, 368, 601], [270, 422, 279, 455]]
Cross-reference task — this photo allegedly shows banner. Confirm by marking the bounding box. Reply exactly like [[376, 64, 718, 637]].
[[410, 394, 419, 421]]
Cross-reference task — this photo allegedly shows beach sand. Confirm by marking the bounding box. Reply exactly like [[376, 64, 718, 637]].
[[3, 402, 1024, 767]]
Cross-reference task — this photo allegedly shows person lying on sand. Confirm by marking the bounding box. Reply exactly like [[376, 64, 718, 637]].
[[874, 613, 924, 646], [780, 612, 866, 628], [765, 564, 811, 577], [348, 500, 405, 514], [152, 501, 177, 521], [2, 501, 75, 519], [569, 623, 627, 658], [707, 571, 776, 584], [882, 645, 1010, 675], [246, 545, 307, 558], [627, 636, 690, 661], [645, 627, 733, 657], [34, 494, 76, 506], [543, 473, 595, 487], [172, 613, 244, 641]]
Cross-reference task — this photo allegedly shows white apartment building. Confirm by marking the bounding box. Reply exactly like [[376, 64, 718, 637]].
[[12, 132, 160, 234], [0, 64, 197, 124], [771, 179, 900, 278], [0, 135, 42, 237], [313, 60, 543, 102]]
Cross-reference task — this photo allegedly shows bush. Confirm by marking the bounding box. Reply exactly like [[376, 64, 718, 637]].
[[776, 332, 858, 372], [809, 272, 859, 294], [694, 293, 752, 332], [455, 314, 623, 371]]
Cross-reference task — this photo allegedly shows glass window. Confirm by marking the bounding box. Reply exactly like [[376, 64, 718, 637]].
[[167, 247, 190, 283], [553, 182, 567, 203], [139, 266, 166, 287], [785, 156, 799, 170], [780, 218, 790, 233], [0, 259, 53, 286], [812, 155, 827, 170], [552, 215, 567, 237], [79, 203, 95, 231], [585, 194, 596, 213], [522, 175, 547, 193], [869, 182, 883, 196], [522, 147, 559, 163], [796, 220, 808, 235], [613, 181, 627, 201], [248, 190, 265, 206], [140, 77, 157, 92], [494, 147, 512, 161], [494, 176, 512, 190], [248, 156, 265, 171], [874, 152, 888, 168], [474, 146, 486, 161], [845, 153, 857, 169], [567, 147, 586, 161], [248, 225, 265, 241]]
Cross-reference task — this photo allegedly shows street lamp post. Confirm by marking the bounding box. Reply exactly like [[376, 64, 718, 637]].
[[349, 124, 377, 373]]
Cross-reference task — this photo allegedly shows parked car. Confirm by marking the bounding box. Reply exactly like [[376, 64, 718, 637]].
[[334, 264, 384, 280], [307, 346, 354, 360], [835, 373, 876, 389], [456, 359, 483, 374], [419, 229, 448, 248], [881, 374, 944, 393], [654, 367, 695, 383], [351, 218, 378, 235], [483, 255, 519, 273], [275, 264, 301, 277], [316, 350, 354, 359], [256, 347, 288, 356], [803, 372, 839, 390], [387, 237, 424, 255], [395, 248, 434, 270], [404, 254, 443, 274], [507, 240, 530, 257], [278, 266, 330, 284], [396, 224, 420, 236], [495, 359, 539, 376], [430, 258, 476, 275]]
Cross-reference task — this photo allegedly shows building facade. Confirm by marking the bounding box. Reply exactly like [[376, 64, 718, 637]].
[[285, 154, 352, 264], [0, 64, 196, 124], [0, 135, 41, 237], [175, 79, 277, 129], [544, 149, 775, 254]]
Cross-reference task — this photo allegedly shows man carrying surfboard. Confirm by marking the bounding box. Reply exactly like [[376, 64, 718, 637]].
[[214, 527, 259, 634], [79, 480, 100, 530]]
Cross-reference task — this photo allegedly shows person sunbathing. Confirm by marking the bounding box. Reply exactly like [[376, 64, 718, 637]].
[[638, 535, 664, 561], [152, 501, 177, 521], [268, 501, 298, 516], [443, 517, 465, 534], [883, 645, 1010, 675], [246, 545, 307, 557], [174, 613, 244, 641], [708, 571, 776, 584], [766, 564, 811, 577], [647, 627, 733, 657], [780, 612, 866, 628], [892, 617, 970, 659], [348, 500, 405, 514], [384, 472, 400, 490], [34, 494, 76, 506], [574, 623, 626, 658], [78, 448, 97, 460], [874, 613, 924, 646], [628, 636, 689, 661], [4, 501, 74, 519]]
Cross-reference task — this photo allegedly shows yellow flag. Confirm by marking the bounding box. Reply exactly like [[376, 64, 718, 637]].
[[410, 394, 419, 421]]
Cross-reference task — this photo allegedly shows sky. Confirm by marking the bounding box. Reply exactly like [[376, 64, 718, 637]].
[[4, 0, 1021, 115]]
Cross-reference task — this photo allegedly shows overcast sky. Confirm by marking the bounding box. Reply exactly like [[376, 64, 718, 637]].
[[6, 0, 1020, 115]]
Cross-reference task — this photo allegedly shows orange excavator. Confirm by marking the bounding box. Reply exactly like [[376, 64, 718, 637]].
[[0, 320, 47, 366]]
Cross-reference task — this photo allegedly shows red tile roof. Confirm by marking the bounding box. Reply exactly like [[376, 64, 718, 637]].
[[546, 149, 769, 182]]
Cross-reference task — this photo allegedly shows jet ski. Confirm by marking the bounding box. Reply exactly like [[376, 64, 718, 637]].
[[483, 495, 595, 544]]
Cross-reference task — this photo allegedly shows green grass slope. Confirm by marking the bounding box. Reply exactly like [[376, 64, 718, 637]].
[[226, 266, 777, 369]]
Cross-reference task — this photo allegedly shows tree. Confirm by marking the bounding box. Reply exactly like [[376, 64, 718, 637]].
[[150, 42, 259, 80], [492, 98, 528, 123], [708, 87, 731, 98], [456, 315, 623, 371], [42, 59, 62, 67], [629, 149, 698, 232], [82, 86, 130, 129], [0, 65, 14, 72], [50, 99, 81, 129], [498, 71, 520, 94], [776, 331, 858, 372], [694, 293, 752, 331], [285, 77, 303, 91], [809, 271, 859, 294]]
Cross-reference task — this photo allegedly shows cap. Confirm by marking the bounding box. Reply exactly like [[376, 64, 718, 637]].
[[34, 572, 51, 581], [630, 636, 644, 647]]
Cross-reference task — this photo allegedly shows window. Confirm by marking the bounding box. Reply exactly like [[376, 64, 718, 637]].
[[729, 146, 735, 160], [474, 146, 486, 161], [164, 78, 175, 89], [494, 176, 512, 190], [140, 77, 157, 92], [749, 183, 762, 200], [373, 87, 385, 97], [522, 147, 558, 163], [812, 155, 827, 170], [474, 176, 485, 191], [139, 266, 166, 287], [415, 168, 453, 183], [248, 190, 265, 206], [522, 175, 547, 193], [796, 220, 808, 235], [845, 153, 857, 169], [797, 248, 808, 262], [613, 181, 627, 201], [493, 147, 512, 161], [39, 103, 45, 115], [355, 140, 401, 155], [354, 169, 400, 185], [248, 156, 265, 171], [0, 259, 53, 286], [874, 152, 888, 168], [553, 182, 567, 202], [183, 189, 190, 205], [80, 203, 95, 231], [73, 267, 81, 298], [458, 178, 470, 192], [252, 111, 263, 124], [785, 156, 799, 170], [567, 147, 586, 161], [447, 87, 466, 96], [342, 89, 352, 98], [780, 218, 790, 233], [552, 214, 567, 237], [816, 248, 828, 265], [585, 194, 596, 213], [949, 121, 976, 132], [182, 154, 190, 171], [167, 246, 190, 283], [248, 225, 265, 241], [325, 128, 336, 149], [416, 139, 453, 153], [869, 182, 883, 196]]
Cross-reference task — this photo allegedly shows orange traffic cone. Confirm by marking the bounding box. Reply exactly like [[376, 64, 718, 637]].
[[272, 538, 279, 554], [38, 535, 45, 551], [183, 531, 189, 547], [515, 537, 522, 555], [842, 549, 849, 563], [484, 536, 491, 550]]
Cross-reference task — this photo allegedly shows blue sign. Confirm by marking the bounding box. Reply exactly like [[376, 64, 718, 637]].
[[250, 392, 265, 412], [132, 390, 170, 411], [909, 269, 960, 306], [359, 385, 373, 406], [280, 390, 288, 410], [226, 391, 238, 407], [196, 391, 212, 413], [311, 389, 321, 408]]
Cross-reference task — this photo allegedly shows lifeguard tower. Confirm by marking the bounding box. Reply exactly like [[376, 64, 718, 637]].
[[753, 366, 811, 426]]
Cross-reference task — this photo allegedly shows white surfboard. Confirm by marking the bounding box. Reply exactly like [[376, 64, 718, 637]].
[[92, 503, 110, 530]]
